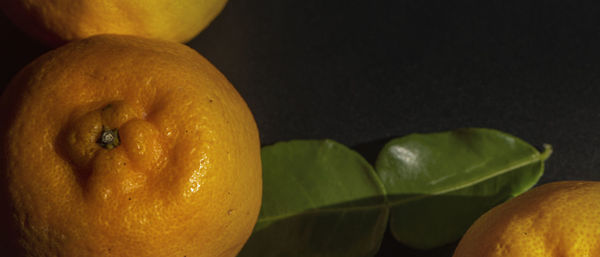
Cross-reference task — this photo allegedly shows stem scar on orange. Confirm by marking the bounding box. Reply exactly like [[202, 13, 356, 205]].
[[97, 127, 120, 149], [0, 34, 262, 257]]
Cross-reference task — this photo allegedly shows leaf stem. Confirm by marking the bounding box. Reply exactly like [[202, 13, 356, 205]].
[[97, 126, 120, 149]]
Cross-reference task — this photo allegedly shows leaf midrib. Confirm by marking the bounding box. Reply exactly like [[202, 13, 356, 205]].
[[256, 202, 388, 225], [255, 144, 551, 227], [256, 152, 542, 225], [387, 145, 551, 207]]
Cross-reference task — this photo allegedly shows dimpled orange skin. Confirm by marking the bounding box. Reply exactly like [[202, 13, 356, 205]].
[[0, 34, 262, 257], [0, 0, 227, 46], [453, 181, 600, 257]]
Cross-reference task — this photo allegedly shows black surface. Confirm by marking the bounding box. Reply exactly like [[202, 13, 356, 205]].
[[2, 1, 600, 256]]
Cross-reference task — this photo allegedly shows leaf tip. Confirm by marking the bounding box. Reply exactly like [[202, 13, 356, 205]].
[[541, 144, 553, 160]]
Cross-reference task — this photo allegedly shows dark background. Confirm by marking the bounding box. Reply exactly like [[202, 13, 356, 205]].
[[2, 1, 600, 256]]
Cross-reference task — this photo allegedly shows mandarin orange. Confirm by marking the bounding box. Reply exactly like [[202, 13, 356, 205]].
[[0, 34, 262, 257], [453, 181, 600, 257], [1, 0, 227, 46]]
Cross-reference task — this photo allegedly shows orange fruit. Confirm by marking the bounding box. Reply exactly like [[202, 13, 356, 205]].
[[0, 34, 262, 256], [453, 181, 600, 257], [0, 0, 228, 46]]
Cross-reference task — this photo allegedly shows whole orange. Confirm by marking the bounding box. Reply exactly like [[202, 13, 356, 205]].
[[453, 181, 600, 257], [0, 34, 262, 257], [0, 0, 228, 46]]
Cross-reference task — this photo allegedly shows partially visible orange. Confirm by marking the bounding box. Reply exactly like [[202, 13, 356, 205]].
[[0, 34, 262, 256], [0, 0, 228, 46], [453, 181, 600, 257]]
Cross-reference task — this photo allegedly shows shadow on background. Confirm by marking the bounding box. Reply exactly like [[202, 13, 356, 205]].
[[376, 232, 458, 257], [0, 13, 50, 256], [0, 81, 25, 255], [0, 169, 23, 256], [352, 137, 397, 165], [0, 13, 49, 92]]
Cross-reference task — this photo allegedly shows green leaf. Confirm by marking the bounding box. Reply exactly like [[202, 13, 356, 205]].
[[375, 128, 551, 250], [238, 139, 389, 257]]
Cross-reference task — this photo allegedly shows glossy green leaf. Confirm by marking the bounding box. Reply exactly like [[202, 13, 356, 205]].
[[375, 128, 551, 250], [238, 140, 388, 257]]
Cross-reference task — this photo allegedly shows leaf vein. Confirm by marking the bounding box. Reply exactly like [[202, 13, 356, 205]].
[[388, 146, 550, 207]]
